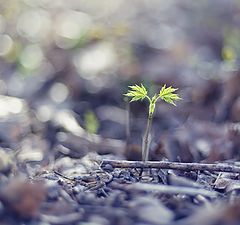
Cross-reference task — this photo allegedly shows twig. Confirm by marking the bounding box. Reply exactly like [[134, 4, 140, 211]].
[[53, 170, 75, 181], [128, 183, 218, 197], [101, 160, 240, 173]]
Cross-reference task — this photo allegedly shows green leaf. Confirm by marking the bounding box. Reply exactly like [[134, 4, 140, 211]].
[[124, 84, 148, 102], [159, 84, 181, 106]]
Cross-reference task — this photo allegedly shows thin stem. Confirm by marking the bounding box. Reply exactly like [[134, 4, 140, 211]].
[[146, 96, 151, 102], [142, 113, 153, 161]]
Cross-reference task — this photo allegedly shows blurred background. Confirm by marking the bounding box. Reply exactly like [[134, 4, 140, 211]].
[[0, 0, 240, 165]]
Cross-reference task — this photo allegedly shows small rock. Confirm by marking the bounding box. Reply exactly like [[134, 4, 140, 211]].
[[102, 164, 113, 172], [130, 196, 173, 224], [73, 184, 85, 194], [0, 149, 12, 173]]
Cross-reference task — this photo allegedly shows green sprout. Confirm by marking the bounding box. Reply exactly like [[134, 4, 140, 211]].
[[84, 110, 99, 134], [124, 84, 181, 161]]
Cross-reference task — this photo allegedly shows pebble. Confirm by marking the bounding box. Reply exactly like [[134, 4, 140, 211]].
[[102, 164, 113, 172], [0, 149, 12, 173], [73, 184, 85, 194], [45, 181, 60, 201], [130, 196, 174, 224]]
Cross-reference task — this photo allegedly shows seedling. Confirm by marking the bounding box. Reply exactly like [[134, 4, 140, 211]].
[[124, 84, 181, 161], [84, 110, 99, 134]]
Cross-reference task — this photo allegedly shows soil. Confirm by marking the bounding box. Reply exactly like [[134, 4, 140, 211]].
[[1, 1, 240, 225]]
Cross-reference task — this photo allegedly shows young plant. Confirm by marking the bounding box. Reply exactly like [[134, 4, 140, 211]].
[[84, 110, 99, 134], [124, 84, 181, 161]]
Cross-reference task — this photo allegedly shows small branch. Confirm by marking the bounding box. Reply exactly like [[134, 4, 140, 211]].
[[101, 160, 240, 173], [53, 170, 75, 181]]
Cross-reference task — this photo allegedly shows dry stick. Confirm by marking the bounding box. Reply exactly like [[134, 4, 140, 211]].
[[53, 170, 75, 181], [101, 160, 240, 173]]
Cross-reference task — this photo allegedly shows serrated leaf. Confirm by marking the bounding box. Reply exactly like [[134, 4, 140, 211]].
[[124, 84, 148, 102], [159, 84, 181, 106]]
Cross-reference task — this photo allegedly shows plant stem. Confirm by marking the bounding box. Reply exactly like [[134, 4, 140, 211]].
[[142, 113, 153, 161]]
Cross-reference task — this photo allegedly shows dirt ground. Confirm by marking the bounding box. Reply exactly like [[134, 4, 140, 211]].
[[0, 1, 240, 224]]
